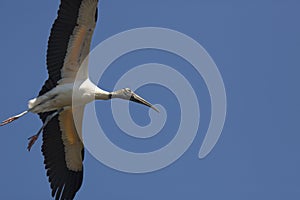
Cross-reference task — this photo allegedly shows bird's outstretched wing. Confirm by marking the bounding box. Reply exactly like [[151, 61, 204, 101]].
[[39, 0, 98, 97], [40, 106, 85, 200], [38, 0, 98, 199]]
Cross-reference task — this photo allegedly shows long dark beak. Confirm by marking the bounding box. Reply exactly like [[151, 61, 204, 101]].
[[130, 93, 160, 113]]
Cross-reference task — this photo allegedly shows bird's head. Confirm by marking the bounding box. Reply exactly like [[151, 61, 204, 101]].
[[111, 88, 159, 112]]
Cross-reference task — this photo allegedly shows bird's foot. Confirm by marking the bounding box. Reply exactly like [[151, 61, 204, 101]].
[[27, 135, 38, 151], [0, 116, 19, 126], [0, 111, 28, 126]]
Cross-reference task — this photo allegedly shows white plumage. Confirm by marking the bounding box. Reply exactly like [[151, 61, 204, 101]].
[[0, 0, 158, 199]]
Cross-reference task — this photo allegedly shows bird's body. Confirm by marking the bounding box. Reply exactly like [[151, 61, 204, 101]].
[[1, 0, 158, 199], [28, 79, 108, 114], [28, 83, 74, 113]]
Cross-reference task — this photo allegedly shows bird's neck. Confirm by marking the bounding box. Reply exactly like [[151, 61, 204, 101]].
[[94, 88, 111, 100]]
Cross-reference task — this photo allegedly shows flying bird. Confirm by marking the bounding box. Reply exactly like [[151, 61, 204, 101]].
[[0, 0, 158, 199]]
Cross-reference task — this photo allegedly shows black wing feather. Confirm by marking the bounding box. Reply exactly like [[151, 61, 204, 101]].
[[39, 2, 84, 199], [39, 0, 83, 96], [38, 0, 98, 199], [38, 1, 84, 199], [41, 115, 83, 200]]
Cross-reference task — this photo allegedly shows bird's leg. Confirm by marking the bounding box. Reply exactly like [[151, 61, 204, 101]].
[[0, 111, 28, 126], [0, 97, 53, 126], [27, 108, 64, 151]]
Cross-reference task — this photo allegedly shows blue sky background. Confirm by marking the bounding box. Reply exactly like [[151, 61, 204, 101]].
[[0, 0, 299, 199]]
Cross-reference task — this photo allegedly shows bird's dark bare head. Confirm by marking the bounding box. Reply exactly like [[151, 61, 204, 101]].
[[122, 88, 134, 99], [111, 88, 159, 112], [111, 88, 132, 100]]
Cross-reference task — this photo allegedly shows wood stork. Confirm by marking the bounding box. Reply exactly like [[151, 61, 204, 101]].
[[0, 0, 159, 199]]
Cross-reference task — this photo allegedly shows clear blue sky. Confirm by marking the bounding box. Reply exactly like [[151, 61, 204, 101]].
[[0, 0, 299, 199]]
